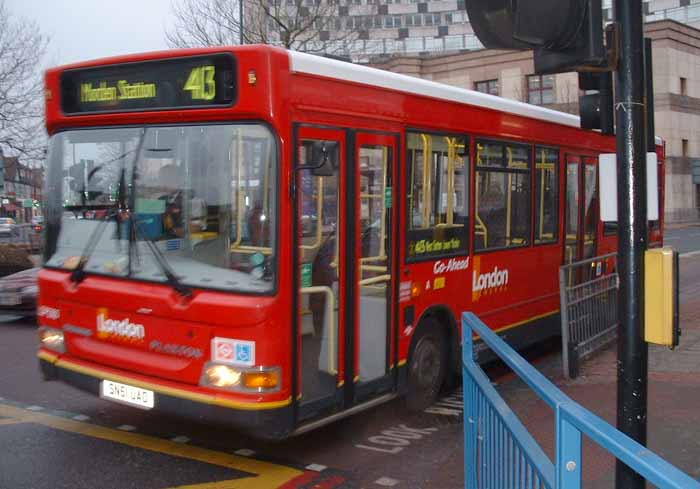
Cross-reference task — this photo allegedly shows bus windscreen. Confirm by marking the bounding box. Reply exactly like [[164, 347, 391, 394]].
[[60, 53, 236, 114]]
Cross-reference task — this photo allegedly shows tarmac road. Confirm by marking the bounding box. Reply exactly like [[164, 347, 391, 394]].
[[0, 227, 696, 489], [0, 313, 468, 489]]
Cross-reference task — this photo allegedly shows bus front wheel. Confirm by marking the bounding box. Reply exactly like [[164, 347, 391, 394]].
[[405, 319, 447, 411]]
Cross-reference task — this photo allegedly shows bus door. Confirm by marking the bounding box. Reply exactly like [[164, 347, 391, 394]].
[[564, 155, 599, 282], [353, 133, 397, 402], [295, 127, 346, 416]]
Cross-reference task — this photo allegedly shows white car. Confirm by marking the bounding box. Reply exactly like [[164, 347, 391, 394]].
[[0, 218, 16, 237]]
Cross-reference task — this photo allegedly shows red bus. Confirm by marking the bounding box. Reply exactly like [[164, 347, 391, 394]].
[[38, 45, 664, 439]]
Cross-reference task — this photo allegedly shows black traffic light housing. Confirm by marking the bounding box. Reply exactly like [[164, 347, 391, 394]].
[[579, 72, 614, 135], [465, 0, 607, 73], [466, 0, 616, 134]]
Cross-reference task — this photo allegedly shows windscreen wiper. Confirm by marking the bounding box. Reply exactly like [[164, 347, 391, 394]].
[[69, 207, 118, 283], [71, 132, 145, 283], [131, 219, 192, 297]]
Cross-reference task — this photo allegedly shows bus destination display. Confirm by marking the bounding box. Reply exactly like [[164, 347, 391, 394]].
[[60, 54, 236, 114]]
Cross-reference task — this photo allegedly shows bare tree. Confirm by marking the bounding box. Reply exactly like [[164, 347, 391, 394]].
[[166, 0, 358, 56], [0, 1, 48, 162]]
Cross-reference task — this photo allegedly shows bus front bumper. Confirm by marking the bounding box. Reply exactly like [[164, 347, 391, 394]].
[[38, 352, 294, 440]]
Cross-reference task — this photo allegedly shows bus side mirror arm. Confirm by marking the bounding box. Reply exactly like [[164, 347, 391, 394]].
[[295, 141, 336, 177]]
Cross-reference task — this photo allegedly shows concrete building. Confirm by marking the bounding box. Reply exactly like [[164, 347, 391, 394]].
[[370, 19, 700, 221], [259, 0, 700, 61]]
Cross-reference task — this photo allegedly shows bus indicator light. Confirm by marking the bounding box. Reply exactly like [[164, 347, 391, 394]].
[[242, 368, 280, 391], [411, 283, 422, 298]]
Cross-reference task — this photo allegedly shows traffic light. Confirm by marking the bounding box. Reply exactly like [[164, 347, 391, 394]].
[[579, 71, 614, 135], [465, 0, 607, 74]]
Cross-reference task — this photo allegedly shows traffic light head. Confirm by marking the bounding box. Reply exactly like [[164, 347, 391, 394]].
[[465, 0, 606, 74], [578, 72, 614, 135]]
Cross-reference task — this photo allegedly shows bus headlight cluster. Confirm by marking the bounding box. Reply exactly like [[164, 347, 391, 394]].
[[200, 363, 280, 392], [38, 326, 65, 353]]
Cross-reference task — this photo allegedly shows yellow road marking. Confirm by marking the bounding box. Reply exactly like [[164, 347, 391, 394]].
[[0, 403, 302, 489], [0, 417, 32, 426]]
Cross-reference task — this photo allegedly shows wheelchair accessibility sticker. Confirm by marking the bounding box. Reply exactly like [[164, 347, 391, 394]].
[[212, 337, 256, 367]]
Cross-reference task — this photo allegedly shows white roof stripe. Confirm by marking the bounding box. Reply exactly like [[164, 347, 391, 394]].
[[289, 50, 581, 128]]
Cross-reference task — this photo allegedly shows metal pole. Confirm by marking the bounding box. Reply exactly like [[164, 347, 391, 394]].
[[239, 0, 244, 45], [613, 1, 648, 488], [644, 38, 656, 153]]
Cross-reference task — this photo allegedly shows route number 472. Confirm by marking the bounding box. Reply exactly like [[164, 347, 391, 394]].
[[184, 65, 216, 101]]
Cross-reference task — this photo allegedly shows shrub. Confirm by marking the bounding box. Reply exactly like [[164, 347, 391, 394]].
[[0, 244, 34, 277]]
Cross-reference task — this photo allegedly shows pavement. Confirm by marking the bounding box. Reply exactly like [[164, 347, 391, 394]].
[[662, 223, 700, 255], [494, 252, 700, 488]]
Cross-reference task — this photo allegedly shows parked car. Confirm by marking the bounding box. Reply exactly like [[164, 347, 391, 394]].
[[0, 218, 16, 237], [0, 267, 38, 312]]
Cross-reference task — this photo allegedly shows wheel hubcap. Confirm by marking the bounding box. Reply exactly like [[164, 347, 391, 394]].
[[412, 336, 440, 389]]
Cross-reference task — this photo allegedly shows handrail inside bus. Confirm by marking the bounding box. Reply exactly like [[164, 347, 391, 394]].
[[358, 274, 391, 287], [358, 145, 389, 266], [300, 285, 337, 375], [421, 133, 432, 227]]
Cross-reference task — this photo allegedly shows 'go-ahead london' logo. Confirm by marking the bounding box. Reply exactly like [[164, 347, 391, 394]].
[[96, 308, 145, 343], [472, 256, 510, 302]]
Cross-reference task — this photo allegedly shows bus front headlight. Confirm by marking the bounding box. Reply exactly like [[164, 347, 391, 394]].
[[38, 327, 65, 353], [201, 363, 242, 388], [200, 363, 281, 392]]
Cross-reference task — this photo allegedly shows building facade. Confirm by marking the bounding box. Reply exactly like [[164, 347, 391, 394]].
[[370, 19, 700, 220], [259, 0, 700, 61], [2, 156, 43, 223]]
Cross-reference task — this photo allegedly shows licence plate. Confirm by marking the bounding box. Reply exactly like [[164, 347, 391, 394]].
[[0, 293, 20, 306], [100, 380, 154, 410]]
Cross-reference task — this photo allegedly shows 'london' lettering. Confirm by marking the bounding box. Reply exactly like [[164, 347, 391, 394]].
[[97, 313, 145, 341], [472, 266, 509, 292]]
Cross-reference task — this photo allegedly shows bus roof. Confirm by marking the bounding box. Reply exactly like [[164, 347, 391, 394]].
[[289, 50, 581, 129]]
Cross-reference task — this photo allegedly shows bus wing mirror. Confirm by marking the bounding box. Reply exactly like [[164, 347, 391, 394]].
[[297, 141, 336, 177]]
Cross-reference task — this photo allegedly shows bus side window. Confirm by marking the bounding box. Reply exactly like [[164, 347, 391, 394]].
[[406, 131, 470, 262], [474, 140, 532, 251], [534, 147, 559, 245]]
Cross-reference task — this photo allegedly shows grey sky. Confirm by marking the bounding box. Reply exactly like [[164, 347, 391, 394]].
[[6, 0, 175, 66]]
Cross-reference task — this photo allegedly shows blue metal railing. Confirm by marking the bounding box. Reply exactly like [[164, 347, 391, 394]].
[[462, 312, 700, 489]]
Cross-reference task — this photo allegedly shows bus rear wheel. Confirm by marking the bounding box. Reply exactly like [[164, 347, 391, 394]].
[[405, 319, 447, 411]]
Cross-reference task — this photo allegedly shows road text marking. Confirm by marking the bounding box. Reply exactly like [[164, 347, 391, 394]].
[[355, 424, 437, 454]]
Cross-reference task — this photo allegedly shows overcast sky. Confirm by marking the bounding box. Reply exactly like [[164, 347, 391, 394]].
[[6, 0, 175, 66]]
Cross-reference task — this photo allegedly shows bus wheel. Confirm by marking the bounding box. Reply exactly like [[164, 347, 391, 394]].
[[406, 319, 447, 411]]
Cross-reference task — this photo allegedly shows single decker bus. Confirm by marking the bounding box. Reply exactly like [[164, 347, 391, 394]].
[[38, 45, 664, 439]]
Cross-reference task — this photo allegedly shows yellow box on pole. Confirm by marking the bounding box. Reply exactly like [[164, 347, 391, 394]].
[[644, 248, 679, 348]]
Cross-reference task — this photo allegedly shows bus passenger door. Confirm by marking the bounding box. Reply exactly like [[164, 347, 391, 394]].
[[295, 127, 346, 415], [564, 156, 581, 271], [353, 133, 397, 401], [564, 156, 598, 282], [582, 158, 598, 261]]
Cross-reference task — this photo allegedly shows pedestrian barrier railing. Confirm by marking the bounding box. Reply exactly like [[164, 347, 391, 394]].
[[462, 312, 700, 489], [559, 253, 618, 378]]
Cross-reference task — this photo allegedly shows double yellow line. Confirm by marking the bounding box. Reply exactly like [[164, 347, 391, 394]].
[[0, 402, 302, 489]]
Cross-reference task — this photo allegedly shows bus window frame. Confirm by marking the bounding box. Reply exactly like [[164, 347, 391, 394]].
[[533, 145, 561, 247], [473, 137, 533, 254], [43, 120, 282, 298], [404, 128, 471, 264]]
